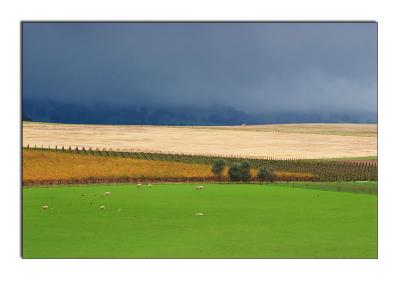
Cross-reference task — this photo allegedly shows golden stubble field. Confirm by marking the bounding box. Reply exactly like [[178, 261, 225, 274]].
[[22, 150, 316, 183], [23, 150, 213, 182], [23, 122, 377, 159]]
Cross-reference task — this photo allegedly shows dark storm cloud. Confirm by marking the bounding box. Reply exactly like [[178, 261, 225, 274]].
[[23, 22, 377, 115]]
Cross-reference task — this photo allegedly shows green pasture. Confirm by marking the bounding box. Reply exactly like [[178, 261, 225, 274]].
[[22, 182, 377, 258]]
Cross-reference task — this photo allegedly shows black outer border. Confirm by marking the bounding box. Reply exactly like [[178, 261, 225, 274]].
[[20, 21, 378, 259]]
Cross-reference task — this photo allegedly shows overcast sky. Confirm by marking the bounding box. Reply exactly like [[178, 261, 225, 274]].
[[23, 22, 377, 114]]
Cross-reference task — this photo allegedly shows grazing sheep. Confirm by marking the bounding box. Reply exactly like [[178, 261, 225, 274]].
[[195, 212, 204, 216], [104, 191, 111, 196], [148, 184, 152, 187], [136, 183, 142, 187], [42, 205, 49, 210], [100, 205, 105, 210], [195, 185, 204, 190]]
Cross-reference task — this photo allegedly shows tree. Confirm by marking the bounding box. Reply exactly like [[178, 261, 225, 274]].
[[257, 167, 270, 184], [228, 163, 242, 182], [211, 159, 226, 182], [258, 167, 276, 183], [240, 161, 251, 183]]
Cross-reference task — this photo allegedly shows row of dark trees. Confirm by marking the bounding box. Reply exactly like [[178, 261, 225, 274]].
[[211, 159, 275, 183]]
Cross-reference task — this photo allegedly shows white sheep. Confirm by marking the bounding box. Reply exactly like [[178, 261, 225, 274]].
[[148, 184, 152, 187], [42, 205, 49, 210], [100, 205, 105, 210], [103, 191, 111, 196], [195, 212, 204, 216], [195, 185, 204, 190], [136, 183, 142, 187]]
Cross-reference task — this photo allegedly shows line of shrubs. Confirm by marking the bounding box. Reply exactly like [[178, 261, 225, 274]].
[[212, 159, 276, 183]]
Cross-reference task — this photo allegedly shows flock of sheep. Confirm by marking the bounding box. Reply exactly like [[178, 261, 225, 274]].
[[42, 184, 206, 215], [135, 183, 152, 187]]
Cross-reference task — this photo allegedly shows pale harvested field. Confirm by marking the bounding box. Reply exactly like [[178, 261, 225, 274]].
[[23, 122, 377, 159]]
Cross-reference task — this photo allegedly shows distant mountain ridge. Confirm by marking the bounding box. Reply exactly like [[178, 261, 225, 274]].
[[22, 112, 33, 122], [23, 98, 377, 125]]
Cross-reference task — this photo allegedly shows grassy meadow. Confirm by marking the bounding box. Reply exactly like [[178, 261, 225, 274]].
[[23, 182, 377, 258]]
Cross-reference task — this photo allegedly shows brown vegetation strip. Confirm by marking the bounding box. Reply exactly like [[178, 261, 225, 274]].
[[22, 150, 317, 185], [23, 150, 214, 182]]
